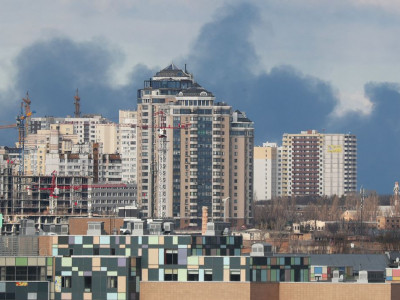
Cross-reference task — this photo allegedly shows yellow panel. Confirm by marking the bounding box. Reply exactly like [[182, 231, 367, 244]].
[[118, 276, 126, 293], [159, 236, 164, 245], [92, 257, 100, 267], [223, 269, 230, 282], [241, 269, 246, 282], [83, 292, 92, 300], [148, 249, 159, 265], [241, 257, 246, 266], [199, 256, 204, 265], [93, 236, 99, 244], [142, 269, 148, 281], [187, 265, 199, 269], [327, 145, 342, 153]]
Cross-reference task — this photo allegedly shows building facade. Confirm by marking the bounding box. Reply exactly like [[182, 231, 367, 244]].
[[255, 130, 357, 199], [136, 64, 254, 227], [254, 142, 279, 200]]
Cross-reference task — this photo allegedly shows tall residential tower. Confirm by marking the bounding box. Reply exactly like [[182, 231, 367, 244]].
[[137, 64, 254, 228]]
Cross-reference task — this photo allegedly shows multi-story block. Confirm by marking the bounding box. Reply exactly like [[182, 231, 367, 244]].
[[230, 111, 254, 225], [282, 130, 325, 196], [254, 142, 279, 200], [118, 110, 137, 184], [137, 64, 254, 227], [255, 130, 356, 198]]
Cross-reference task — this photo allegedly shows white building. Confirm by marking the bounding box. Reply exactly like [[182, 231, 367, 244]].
[[118, 110, 137, 184]]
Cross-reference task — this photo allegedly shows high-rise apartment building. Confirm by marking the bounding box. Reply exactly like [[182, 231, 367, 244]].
[[137, 64, 254, 227], [118, 110, 137, 184], [254, 142, 279, 200], [254, 130, 357, 199]]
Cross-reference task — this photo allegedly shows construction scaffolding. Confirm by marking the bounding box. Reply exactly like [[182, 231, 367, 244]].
[[0, 170, 91, 234]]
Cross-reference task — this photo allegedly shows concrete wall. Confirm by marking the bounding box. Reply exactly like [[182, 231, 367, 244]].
[[140, 281, 400, 300], [279, 282, 392, 300], [140, 282, 254, 300]]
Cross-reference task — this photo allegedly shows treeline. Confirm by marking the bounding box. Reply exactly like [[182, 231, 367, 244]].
[[254, 193, 391, 231]]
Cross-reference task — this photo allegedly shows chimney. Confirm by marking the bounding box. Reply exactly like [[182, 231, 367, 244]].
[[202, 206, 208, 235]]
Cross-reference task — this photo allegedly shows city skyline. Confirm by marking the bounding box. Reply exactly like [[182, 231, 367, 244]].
[[1, 1, 400, 193]]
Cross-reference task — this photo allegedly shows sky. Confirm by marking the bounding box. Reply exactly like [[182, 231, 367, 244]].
[[1, 0, 400, 193]]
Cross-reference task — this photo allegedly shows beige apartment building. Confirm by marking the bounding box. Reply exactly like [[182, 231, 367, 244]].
[[136, 64, 254, 228], [254, 142, 279, 200]]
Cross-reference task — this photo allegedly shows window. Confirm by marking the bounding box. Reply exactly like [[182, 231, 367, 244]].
[[6, 267, 15, 280], [165, 250, 178, 264], [16, 267, 26, 280], [93, 248, 100, 255], [204, 269, 213, 281], [62, 276, 72, 288], [84, 276, 92, 292], [107, 276, 118, 289], [187, 270, 199, 281], [230, 270, 241, 281], [164, 269, 178, 281]]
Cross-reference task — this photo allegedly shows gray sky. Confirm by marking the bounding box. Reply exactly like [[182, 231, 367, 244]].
[[1, 0, 400, 193], [1, 0, 400, 115]]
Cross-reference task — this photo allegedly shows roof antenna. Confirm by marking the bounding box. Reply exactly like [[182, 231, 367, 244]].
[[185, 64, 187, 73]]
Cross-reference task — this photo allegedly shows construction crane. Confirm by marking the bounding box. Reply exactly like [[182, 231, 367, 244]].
[[22, 92, 31, 134], [74, 89, 81, 118], [152, 110, 191, 218], [0, 97, 35, 175]]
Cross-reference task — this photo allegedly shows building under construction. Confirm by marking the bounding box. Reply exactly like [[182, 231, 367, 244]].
[[0, 166, 91, 234]]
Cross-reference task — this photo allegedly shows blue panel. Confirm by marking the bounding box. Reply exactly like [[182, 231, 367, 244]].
[[107, 293, 118, 300], [295, 257, 300, 265], [261, 270, 267, 282], [223, 257, 229, 266], [387, 276, 392, 281], [199, 269, 204, 282], [138, 236, 142, 245], [314, 267, 322, 274], [159, 269, 164, 281], [159, 249, 164, 265], [100, 236, 110, 245], [61, 271, 72, 276], [52, 249, 58, 256], [75, 236, 82, 244]]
